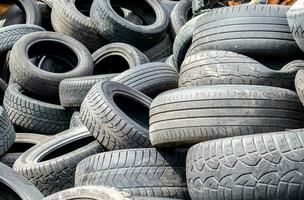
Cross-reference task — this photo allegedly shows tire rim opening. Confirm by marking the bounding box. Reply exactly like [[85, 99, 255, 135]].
[[94, 55, 130, 74], [7, 142, 35, 153], [0, 182, 22, 200], [75, 0, 93, 17]]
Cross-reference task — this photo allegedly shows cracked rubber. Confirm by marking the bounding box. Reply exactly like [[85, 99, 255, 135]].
[[4, 84, 72, 135], [13, 126, 104, 196], [186, 129, 304, 200], [75, 148, 189, 199], [0, 162, 44, 200], [149, 85, 304, 147], [179, 50, 297, 90], [79, 81, 152, 150]]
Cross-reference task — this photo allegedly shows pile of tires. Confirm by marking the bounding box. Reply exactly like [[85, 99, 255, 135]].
[[0, 0, 304, 199]]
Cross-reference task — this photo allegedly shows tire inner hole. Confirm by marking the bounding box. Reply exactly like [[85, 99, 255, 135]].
[[27, 40, 78, 73], [0, 182, 21, 200], [21, 88, 61, 105], [39, 136, 95, 162], [74, 0, 93, 17], [113, 94, 149, 130], [7, 142, 35, 153], [94, 55, 130, 74]]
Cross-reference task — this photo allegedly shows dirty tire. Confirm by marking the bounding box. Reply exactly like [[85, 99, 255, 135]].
[[143, 34, 173, 62], [60, 74, 116, 108], [0, 24, 45, 55], [15, 0, 41, 25], [80, 81, 152, 150], [281, 60, 304, 72], [170, 0, 192, 38], [186, 129, 304, 200], [0, 106, 15, 157], [75, 148, 189, 199], [13, 126, 104, 196], [70, 112, 82, 128], [9, 31, 93, 98], [4, 84, 72, 135], [149, 85, 304, 147], [0, 5, 25, 27], [0, 162, 44, 200], [111, 62, 179, 98], [192, 5, 302, 58], [165, 55, 177, 70], [90, 0, 169, 50], [43, 186, 133, 200], [296, 70, 304, 105], [51, 0, 106, 51], [179, 51, 297, 90]]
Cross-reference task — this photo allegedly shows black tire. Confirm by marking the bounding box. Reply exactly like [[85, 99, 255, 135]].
[[13, 126, 104, 196], [15, 0, 41, 25], [0, 106, 15, 157], [179, 50, 297, 90], [79, 81, 152, 150], [51, 0, 107, 51], [143, 34, 173, 62], [60, 74, 116, 108], [0, 133, 49, 167], [0, 78, 7, 104], [4, 84, 72, 135], [0, 5, 25, 27], [0, 24, 45, 55], [92, 42, 150, 74], [186, 129, 304, 200], [75, 148, 189, 199], [296, 70, 304, 105], [90, 0, 169, 50], [191, 5, 302, 59], [165, 55, 177, 70], [0, 162, 44, 200], [149, 85, 304, 147], [37, 2, 53, 31], [173, 16, 199, 70], [111, 62, 179, 98], [287, 1, 304, 53], [41, 0, 53, 8], [9, 31, 93, 98], [70, 111, 82, 128], [43, 186, 133, 200], [159, 0, 178, 16], [281, 60, 304, 72], [170, 0, 192, 38]]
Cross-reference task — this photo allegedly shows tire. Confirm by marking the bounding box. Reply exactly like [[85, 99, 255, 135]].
[[43, 186, 133, 200], [9, 31, 93, 98], [0, 106, 15, 157], [0, 133, 49, 167], [90, 0, 169, 50], [143, 34, 173, 62], [179, 50, 297, 90], [287, 0, 304, 53], [149, 85, 304, 147], [75, 148, 189, 199], [15, 0, 41, 25], [37, 2, 53, 31], [191, 5, 302, 59], [0, 24, 45, 55], [186, 129, 304, 200], [296, 70, 304, 105], [51, 0, 107, 51], [79, 81, 152, 150], [173, 16, 200, 70], [170, 0, 192, 38], [281, 60, 304, 72], [70, 112, 82, 128], [41, 0, 54, 8], [59, 74, 116, 108], [0, 78, 7, 104], [111, 62, 179, 98], [159, 0, 178, 16], [0, 5, 25, 27], [0, 162, 44, 200], [13, 126, 104, 196], [165, 55, 177, 70], [4, 84, 72, 135]]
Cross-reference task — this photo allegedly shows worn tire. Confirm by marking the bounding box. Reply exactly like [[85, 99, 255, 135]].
[[165, 55, 177, 70], [143, 34, 173, 62], [179, 51, 297, 90], [296, 70, 304, 105], [15, 0, 41, 25], [281, 60, 304, 72], [0, 133, 49, 167], [112, 62, 179, 98], [80, 81, 152, 150], [187, 129, 304, 200], [4, 84, 72, 135], [90, 0, 169, 50], [51, 0, 106, 51], [192, 5, 302, 59], [70, 111, 82, 128], [9, 31, 93, 98], [170, 0, 192, 38], [0, 162, 44, 200], [0, 106, 15, 158], [13, 126, 104, 196], [0, 5, 25, 27], [149, 85, 304, 147], [75, 148, 189, 199]]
